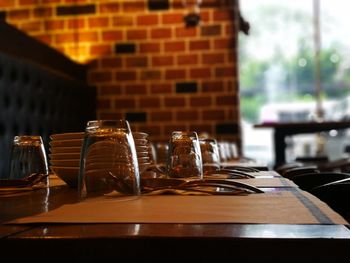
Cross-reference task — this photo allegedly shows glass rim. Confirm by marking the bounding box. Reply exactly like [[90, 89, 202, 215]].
[[85, 119, 131, 132], [13, 135, 43, 145]]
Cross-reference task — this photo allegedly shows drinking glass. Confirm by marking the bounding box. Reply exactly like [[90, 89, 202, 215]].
[[79, 120, 140, 199], [199, 138, 221, 173], [167, 131, 203, 179], [9, 135, 49, 186]]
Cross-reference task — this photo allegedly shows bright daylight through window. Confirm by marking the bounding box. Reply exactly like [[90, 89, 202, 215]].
[[239, 0, 350, 167]]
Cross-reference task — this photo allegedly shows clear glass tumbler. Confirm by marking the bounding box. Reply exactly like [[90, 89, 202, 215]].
[[167, 131, 203, 179], [9, 135, 48, 185], [79, 120, 140, 199], [199, 138, 221, 174]]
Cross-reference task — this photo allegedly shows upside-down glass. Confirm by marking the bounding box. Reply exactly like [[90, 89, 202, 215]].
[[78, 120, 140, 199], [199, 138, 221, 173], [167, 131, 203, 179], [9, 135, 49, 185]]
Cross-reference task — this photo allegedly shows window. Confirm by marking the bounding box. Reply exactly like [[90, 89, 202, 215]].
[[239, 0, 350, 165]]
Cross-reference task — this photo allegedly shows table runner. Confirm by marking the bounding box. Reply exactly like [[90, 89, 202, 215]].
[[9, 189, 348, 225]]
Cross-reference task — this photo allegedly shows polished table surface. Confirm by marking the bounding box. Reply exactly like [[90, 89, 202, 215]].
[[1, 174, 350, 262], [254, 120, 350, 167]]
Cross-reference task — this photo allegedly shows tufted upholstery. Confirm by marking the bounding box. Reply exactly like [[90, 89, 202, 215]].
[[0, 51, 96, 178]]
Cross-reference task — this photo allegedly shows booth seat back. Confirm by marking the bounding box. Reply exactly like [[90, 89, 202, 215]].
[[0, 51, 96, 178]]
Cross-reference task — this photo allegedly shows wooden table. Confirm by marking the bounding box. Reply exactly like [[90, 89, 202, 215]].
[[254, 121, 350, 167], [1, 177, 350, 262]]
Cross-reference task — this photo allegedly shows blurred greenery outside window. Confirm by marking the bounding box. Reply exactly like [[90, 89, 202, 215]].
[[239, 0, 350, 124]]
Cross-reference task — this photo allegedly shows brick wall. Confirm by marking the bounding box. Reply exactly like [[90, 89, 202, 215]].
[[2, 0, 241, 146]]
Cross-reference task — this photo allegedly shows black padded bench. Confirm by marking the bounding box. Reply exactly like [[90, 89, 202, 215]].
[[0, 22, 96, 178]]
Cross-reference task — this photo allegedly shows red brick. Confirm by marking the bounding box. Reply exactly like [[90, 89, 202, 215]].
[[175, 27, 197, 38], [56, 32, 94, 44], [151, 28, 172, 39], [80, 32, 98, 42], [202, 53, 225, 64], [201, 0, 223, 8], [122, 2, 146, 12], [175, 110, 199, 121], [102, 30, 123, 41], [126, 57, 148, 68], [190, 68, 211, 79], [0, 0, 15, 7], [137, 14, 159, 26], [20, 21, 42, 32], [215, 95, 237, 105], [214, 38, 235, 49], [41, 0, 60, 3], [124, 84, 147, 95], [215, 66, 235, 77], [162, 13, 183, 24], [88, 17, 109, 28], [45, 20, 64, 31], [225, 23, 236, 35], [140, 98, 161, 108], [98, 99, 111, 109], [202, 109, 226, 120], [115, 71, 137, 81], [127, 29, 147, 40], [164, 41, 186, 52], [227, 50, 236, 63], [189, 40, 210, 50], [165, 69, 186, 80], [99, 85, 122, 95], [100, 57, 122, 68], [90, 44, 112, 56], [227, 108, 239, 121], [113, 16, 134, 26], [68, 18, 85, 29], [177, 54, 198, 65], [8, 9, 30, 20], [100, 2, 120, 13], [164, 97, 186, 107], [150, 111, 173, 121], [201, 25, 222, 36], [64, 0, 89, 3], [202, 81, 225, 92], [190, 96, 212, 107], [150, 84, 172, 94], [152, 56, 174, 67], [140, 70, 162, 80], [226, 80, 238, 92], [19, 0, 39, 5], [171, 0, 183, 9], [113, 98, 136, 108], [139, 43, 160, 53], [33, 7, 53, 18], [200, 10, 210, 22], [213, 10, 234, 22]]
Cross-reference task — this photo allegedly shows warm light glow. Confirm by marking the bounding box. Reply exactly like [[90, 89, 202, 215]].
[[64, 43, 93, 64]]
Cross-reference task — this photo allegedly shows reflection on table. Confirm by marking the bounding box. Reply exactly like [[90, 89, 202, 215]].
[[1, 172, 350, 262]]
